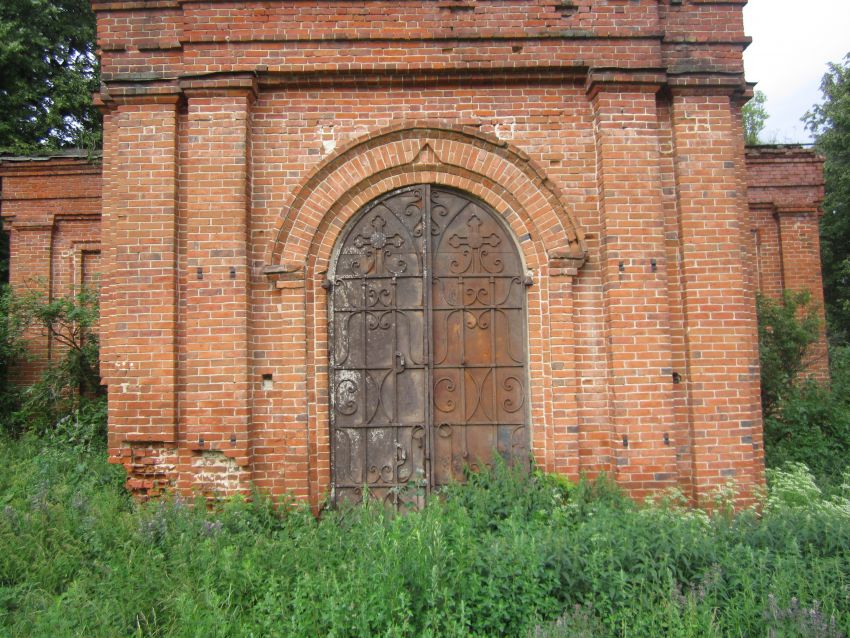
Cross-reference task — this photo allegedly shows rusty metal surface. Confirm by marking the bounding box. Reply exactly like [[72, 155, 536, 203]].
[[329, 185, 528, 508]]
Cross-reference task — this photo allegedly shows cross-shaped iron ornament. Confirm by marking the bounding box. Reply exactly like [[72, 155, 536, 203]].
[[448, 214, 501, 251], [353, 214, 404, 275]]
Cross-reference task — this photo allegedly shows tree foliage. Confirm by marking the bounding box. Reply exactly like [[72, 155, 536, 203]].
[[757, 291, 822, 418], [0, 221, 9, 283], [743, 89, 769, 145], [0, 286, 27, 425], [0, 285, 103, 437], [0, 0, 101, 153], [804, 54, 850, 344]]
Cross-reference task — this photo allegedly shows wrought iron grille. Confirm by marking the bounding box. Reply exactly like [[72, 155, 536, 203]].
[[328, 185, 529, 509]]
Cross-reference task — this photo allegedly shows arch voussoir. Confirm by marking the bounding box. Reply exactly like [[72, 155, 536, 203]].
[[268, 125, 587, 272]]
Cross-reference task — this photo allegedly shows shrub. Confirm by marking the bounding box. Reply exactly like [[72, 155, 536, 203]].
[[0, 285, 26, 425], [757, 291, 850, 488], [764, 346, 850, 489], [46, 395, 108, 453], [757, 291, 822, 418], [0, 285, 104, 438]]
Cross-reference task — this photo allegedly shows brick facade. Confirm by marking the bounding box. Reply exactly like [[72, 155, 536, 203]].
[[747, 145, 828, 379], [0, 0, 829, 507], [0, 154, 102, 385]]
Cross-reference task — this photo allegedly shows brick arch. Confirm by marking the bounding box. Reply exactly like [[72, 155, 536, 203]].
[[297, 170, 563, 503], [268, 123, 587, 272], [307, 169, 545, 276], [268, 125, 588, 504]]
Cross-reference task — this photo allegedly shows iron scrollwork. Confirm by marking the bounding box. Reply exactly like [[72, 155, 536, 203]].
[[329, 185, 529, 509]]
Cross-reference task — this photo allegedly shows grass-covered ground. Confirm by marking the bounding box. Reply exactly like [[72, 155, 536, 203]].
[[1, 436, 849, 638]]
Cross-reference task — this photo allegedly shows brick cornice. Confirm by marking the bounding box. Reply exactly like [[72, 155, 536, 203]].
[[93, 0, 178, 10], [775, 205, 823, 216], [585, 68, 667, 97], [6, 222, 53, 232], [180, 74, 259, 101], [255, 67, 588, 89], [667, 73, 748, 95], [745, 145, 824, 164], [97, 84, 183, 107], [0, 156, 101, 179]]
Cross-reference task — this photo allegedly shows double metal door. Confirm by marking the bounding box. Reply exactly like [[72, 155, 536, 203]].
[[329, 185, 529, 509]]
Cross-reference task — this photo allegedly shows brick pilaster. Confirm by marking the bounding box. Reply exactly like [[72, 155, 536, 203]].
[[589, 81, 678, 497], [671, 90, 760, 501], [7, 225, 52, 385], [548, 270, 580, 478], [103, 98, 180, 444], [777, 209, 830, 378], [181, 90, 254, 486]]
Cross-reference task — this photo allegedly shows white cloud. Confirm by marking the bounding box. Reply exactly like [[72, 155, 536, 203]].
[[744, 0, 850, 142]]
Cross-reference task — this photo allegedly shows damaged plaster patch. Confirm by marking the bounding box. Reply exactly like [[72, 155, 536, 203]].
[[493, 117, 516, 140], [192, 450, 248, 495], [318, 124, 336, 155]]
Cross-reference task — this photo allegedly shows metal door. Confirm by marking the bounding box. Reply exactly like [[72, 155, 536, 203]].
[[329, 185, 528, 508]]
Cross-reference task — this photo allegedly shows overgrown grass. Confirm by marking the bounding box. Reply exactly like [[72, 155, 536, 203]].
[[2, 439, 850, 637], [765, 345, 850, 492]]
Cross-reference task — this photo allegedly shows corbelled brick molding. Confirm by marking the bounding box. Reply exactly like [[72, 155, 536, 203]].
[[0, 0, 830, 508]]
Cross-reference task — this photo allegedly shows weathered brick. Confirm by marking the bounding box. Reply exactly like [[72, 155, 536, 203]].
[[0, 0, 828, 508]]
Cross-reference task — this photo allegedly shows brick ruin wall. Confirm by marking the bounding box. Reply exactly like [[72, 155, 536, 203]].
[[1, 155, 102, 385], [1, 147, 826, 505], [746, 146, 828, 378], [0, 0, 829, 507]]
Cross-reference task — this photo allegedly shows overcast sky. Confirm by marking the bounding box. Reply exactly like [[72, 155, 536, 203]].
[[744, 0, 850, 143]]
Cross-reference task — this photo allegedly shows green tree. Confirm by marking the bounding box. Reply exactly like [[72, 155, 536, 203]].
[[0, 285, 103, 436], [757, 291, 822, 418], [0, 285, 27, 423], [743, 89, 769, 145], [0, 0, 101, 153], [804, 54, 850, 344], [1, 220, 8, 283]]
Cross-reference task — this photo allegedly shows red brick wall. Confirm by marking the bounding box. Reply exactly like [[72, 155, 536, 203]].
[[746, 145, 828, 379], [0, 0, 825, 508], [0, 154, 102, 385]]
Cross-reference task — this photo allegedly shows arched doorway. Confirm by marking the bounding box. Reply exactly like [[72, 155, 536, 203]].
[[328, 185, 529, 508]]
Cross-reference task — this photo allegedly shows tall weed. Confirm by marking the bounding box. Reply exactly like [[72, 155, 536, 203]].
[[1, 440, 849, 637], [765, 345, 850, 490]]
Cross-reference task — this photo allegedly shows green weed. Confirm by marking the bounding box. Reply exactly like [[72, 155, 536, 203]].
[[1, 439, 849, 637]]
